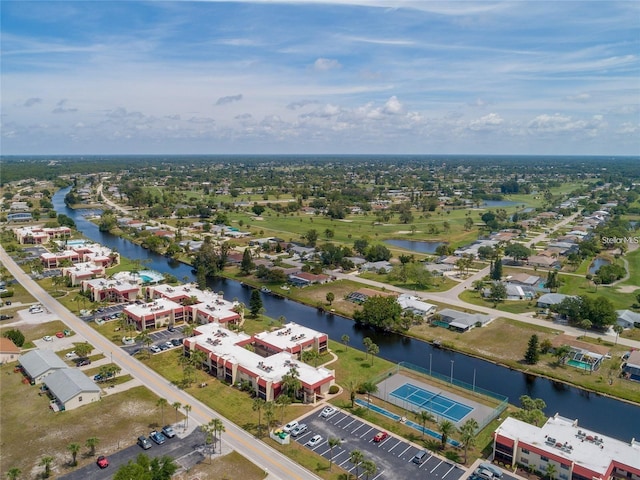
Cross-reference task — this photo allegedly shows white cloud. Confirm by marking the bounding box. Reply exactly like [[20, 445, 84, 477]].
[[216, 94, 243, 105], [313, 58, 342, 71], [469, 113, 503, 131]]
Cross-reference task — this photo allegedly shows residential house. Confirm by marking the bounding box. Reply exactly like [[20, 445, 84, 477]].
[[288, 272, 331, 287], [622, 350, 640, 382], [18, 349, 67, 384], [616, 310, 640, 329], [44, 368, 101, 411], [435, 308, 494, 332], [396, 294, 437, 317], [0, 337, 20, 364], [537, 293, 572, 309]]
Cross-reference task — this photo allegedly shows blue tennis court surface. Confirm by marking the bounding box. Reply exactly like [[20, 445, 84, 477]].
[[390, 383, 473, 422]]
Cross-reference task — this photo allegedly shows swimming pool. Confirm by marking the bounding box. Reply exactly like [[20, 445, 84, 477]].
[[567, 359, 592, 371], [138, 270, 164, 284]]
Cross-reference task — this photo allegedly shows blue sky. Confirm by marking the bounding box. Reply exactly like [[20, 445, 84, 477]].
[[1, 1, 638, 155]]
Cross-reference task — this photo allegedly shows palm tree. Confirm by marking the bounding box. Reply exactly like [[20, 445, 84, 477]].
[[341, 334, 350, 351], [439, 419, 456, 450], [85, 437, 99, 456], [328, 437, 341, 471], [264, 401, 275, 432], [546, 462, 557, 480], [183, 404, 192, 429], [6, 467, 21, 480], [345, 379, 360, 408], [67, 442, 81, 466], [349, 450, 364, 479], [275, 394, 292, 426], [458, 418, 479, 464], [415, 410, 435, 438], [613, 324, 624, 345], [172, 401, 182, 424], [39, 456, 54, 479], [360, 381, 378, 407], [137, 331, 152, 357], [252, 398, 266, 436], [212, 418, 225, 451], [362, 459, 377, 480], [156, 398, 169, 426]]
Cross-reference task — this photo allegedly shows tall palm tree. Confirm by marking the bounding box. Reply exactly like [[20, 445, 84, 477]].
[[458, 418, 479, 464], [39, 456, 54, 479], [212, 418, 225, 451], [6, 467, 21, 480], [360, 381, 378, 407], [183, 404, 192, 429], [67, 442, 81, 466], [156, 398, 169, 426], [439, 419, 456, 450], [172, 401, 182, 425], [415, 410, 435, 438], [349, 450, 364, 479], [328, 437, 341, 471], [264, 401, 275, 433], [85, 437, 99, 456], [345, 379, 360, 408], [275, 394, 292, 426], [362, 459, 377, 480], [252, 398, 266, 436], [546, 463, 557, 480]]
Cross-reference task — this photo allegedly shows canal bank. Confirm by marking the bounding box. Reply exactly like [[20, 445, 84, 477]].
[[52, 187, 640, 441]]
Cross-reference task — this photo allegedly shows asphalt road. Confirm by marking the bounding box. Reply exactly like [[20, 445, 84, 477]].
[[1, 246, 321, 480]]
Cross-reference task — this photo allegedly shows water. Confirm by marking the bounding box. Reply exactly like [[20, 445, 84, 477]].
[[588, 257, 610, 275], [53, 188, 640, 441], [385, 239, 445, 254]]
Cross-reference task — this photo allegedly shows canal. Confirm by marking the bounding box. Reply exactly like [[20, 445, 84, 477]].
[[54, 188, 640, 441]]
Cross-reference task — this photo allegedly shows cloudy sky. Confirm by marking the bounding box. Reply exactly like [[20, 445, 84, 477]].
[[1, 1, 639, 155]]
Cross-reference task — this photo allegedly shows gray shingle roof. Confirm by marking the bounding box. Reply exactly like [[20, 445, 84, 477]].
[[44, 369, 100, 403], [18, 349, 67, 379]]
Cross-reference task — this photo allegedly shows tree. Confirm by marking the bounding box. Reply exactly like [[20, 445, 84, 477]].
[[67, 442, 81, 466], [212, 418, 225, 451], [362, 337, 373, 360], [553, 345, 572, 365], [113, 454, 178, 480], [362, 459, 377, 480], [514, 395, 547, 426], [524, 334, 540, 365], [74, 341, 93, 359], [349, 450, 364, 479], [275, 394, 292, 426], [183, 404, 192, 429], [459, 418, 479, 464], [249, 289, 263, 317], [415, 410, 435, 438], [85, 436, 99, 456], [353, 295, 403, 332], [39, 456, 54, 478], [172, 401, 182, 425], [360, 381, 378, 406], [490, 257, 503, 280], [368, 342, 379, 366], [2, 329, 25, 347], [439, 419, 456, 450], [328, 437, 341, 470], [341, 334, 350, 351], [253, 398, 266, 436], [545, 270, 560, 292], [240, 248, 254, 275], [281, 366, 302, 400], [489, 282, 507, 306], [5, 467, 21, 480], [264, 401, 276, 432], [546, 462, 557, 480], [613, 324, 624, 345], [156, 398, 169, 426], [579, 319, 592, 338], [505, 243, 531, 263], [326, 292, 335, 305], [345, 379, 359, 408], [303, 229, 319, 247]]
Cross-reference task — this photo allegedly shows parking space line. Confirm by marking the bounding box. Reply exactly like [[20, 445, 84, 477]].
[[397, 445, 411, 458], [387, 440, 402, 452], [359, 427, 373, 438], [351, 424, 364, 435], [342, 418, 356, 429], [333, 414, 348, 425], [338, 457, 351, 467], [418, 454, 432, 468], [431, 460, 443, 473], [372, 471, 385, 480], [442, 464, 457, 478]]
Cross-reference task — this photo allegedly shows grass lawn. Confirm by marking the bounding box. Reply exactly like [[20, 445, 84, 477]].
[[185, 450, 267, 480], [458, 289, 538, 315], [358, 271, 458, 293], [0, 366, 169, 479]]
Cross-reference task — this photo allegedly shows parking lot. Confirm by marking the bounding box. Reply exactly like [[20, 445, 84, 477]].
[[120, 324, 186, 356], [59, 426, 207, 480], [293, 407, 466, 480]]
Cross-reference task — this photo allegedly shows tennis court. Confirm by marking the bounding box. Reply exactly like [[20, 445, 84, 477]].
[[389, 382, 473, 423]]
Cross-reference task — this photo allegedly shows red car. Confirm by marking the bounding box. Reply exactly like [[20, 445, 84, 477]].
[[96, 456, 109, 469], [373, 431, 388, 442], [55, 332, 65, 338]]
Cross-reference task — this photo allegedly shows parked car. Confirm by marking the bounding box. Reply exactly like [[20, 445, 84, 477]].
[[162, 425, 176, 438], [321, 406, 337, 418], [137, 435, 152, 450], [412, 450, 428, 465], [171, 338, 181, 347], [167, 326, 175, 332], [150, 345, 161, 353], [0, 314, 14, 320], [65, 351, 76, 358], [291, 423, 308, 437], [4, 301, 11, 306], [373, 431, 388, 442], [479, 464, 503, 479], [305, 434, 323, 448], [42, 335, 53, 342], [164, 341, 173, 349], [96, 455, 109, 469], [75, 358, 91, 367], [55, 332, 65, 338], [283, 420, 299, 433], [149, 430, 167, 445]]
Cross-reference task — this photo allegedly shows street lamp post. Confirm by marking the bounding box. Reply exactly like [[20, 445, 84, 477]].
[[429, 353, 432, 377], [450, 360, 454, 384]]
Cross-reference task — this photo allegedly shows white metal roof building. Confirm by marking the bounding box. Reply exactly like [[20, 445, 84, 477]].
[[43, 368, 101, 411], [18, 349, 68, 384]]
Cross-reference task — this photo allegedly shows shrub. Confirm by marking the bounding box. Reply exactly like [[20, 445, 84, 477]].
[[3, 329, 25, 347], [329, 385, 339, 394]]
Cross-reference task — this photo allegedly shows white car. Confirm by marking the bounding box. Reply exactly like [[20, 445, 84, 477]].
[[321, 406, 337, 418], [31, 308, 43, 314], [283, 420, 298, 433], [42, 335, 53, 342], [65, 351, 77, 358], [305, 435, 323, 448]]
